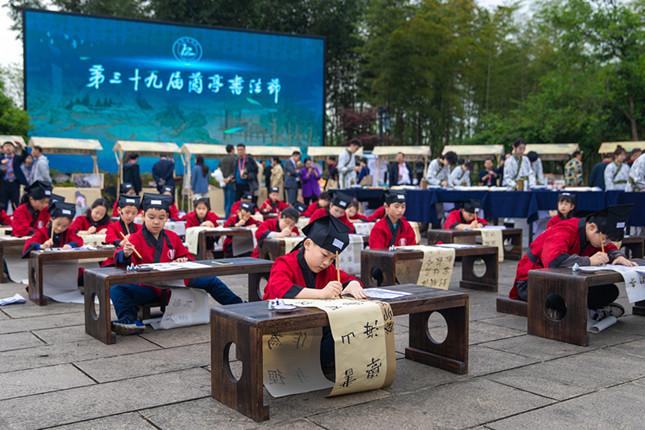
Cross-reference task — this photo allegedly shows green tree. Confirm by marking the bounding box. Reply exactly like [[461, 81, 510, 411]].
[[0, 79, 31, 137]]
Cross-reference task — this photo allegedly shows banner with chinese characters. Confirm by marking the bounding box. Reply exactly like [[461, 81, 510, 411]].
[[395, 245, 456, 290], [23, 10, 324, 173], [475, 228, 504, 262]]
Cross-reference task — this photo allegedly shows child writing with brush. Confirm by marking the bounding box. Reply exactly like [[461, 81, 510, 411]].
[[101, 195, 141, 267], [22, 202, 83, 257]]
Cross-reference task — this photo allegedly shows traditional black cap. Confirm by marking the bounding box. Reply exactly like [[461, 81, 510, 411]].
[[557, 192, 576, 204], [385, 191, 406, 204], [50, 201, 75, 219], [193, 197, 211, 210], [239, 201, 254, 212], [118, 195, 140, 208], [462, 199, 481, 214], [302, 215, 350, 253], [120, 182, 134, 194], [281, 207, 300, 222], [294, 202, 307, 214], [589, 204, 632, 241], [242, 192, 254, 201], [269, 186, 280, 194], [162, 185, 174, 194], [26, 181, 53, 200], [331, 193, 351, 210], [48, 194, 65, 208], [141, 193, 172, 211]]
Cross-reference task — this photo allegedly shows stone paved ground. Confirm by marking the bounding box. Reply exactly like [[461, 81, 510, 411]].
[[1, 261, 644, 430]]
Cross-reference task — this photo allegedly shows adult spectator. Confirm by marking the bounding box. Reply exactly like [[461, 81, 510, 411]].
[[628, 148, 642, 167], [0, 141, 28, 211], [323, 156, 338, 190], [497, 153, 510, 186], [478, 158, 499, 186], [299, 157, 321, 205], [234, 143, 258, 201], [564, 150, 584, 186], [355, 157, 371, 185], [269, 157, 284, 197], [122, 153, 141, 194], [191, 155, 210, 199], [338, 138, 361, 188], [284, 150, 301, 205], [503, 139, 534, 189], [220, 144, 237, 217], [21, 154, 33, 183], [426, 151, 457, 187], [604, 146, 630, 191], [29, 145, 52, 186], [527, 151, 545, 186], [629, 152, 645, 191], [589, 154, 612, 189], [388, 152, 413, 186], [152, 154, 175, 192]]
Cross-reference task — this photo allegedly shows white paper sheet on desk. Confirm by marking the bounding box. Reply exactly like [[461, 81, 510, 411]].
[[364, 288, 412, 299], [5, 255, 28, 284], [148, 287, 210, 329], [578, 265, 645, 303], [436, 243, 478, 249], [79, 234, 106, 246], [43, 260, 100, 303], [142, 261, 209, 271]]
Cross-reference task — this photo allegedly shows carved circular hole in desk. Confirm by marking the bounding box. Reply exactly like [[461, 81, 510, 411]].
[[426, 312, 448, 344], [473, 258, 487, 278], [544, 293, 567, 321], [224, 342, 243, 382], [90, 293, 99, 321], [503, 238, 514, 252]]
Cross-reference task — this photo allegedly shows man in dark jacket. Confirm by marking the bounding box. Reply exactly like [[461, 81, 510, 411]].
[[589, 155, 612, 190], [220, 144, 236, 217], [387, 152, 414, 186], [123, 153, 142, 194], [234, 143, 258, 201], [152, 155, 175, 193], [0, 141, 28, 211]]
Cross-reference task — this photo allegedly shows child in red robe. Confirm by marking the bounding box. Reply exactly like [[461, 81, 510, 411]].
[[369, 191, 417, 249], [222, 201, 260, 257], [250, 207, 300, 258], [22, 202, 83, 257], [184, 198, 220, 228], [546, 192, 576, 229], [443, 200, 488, 230], [11, 181, 52, 237], [71, 198, 110, 235], [259, 186, 290, 215], [308, 193, 355, 233]]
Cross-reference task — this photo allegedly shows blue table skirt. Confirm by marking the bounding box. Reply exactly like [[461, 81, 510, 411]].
[[341, 188, 645, 227]]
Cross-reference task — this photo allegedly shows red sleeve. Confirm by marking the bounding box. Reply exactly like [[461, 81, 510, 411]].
[[111, 202, 119, 217], [259, 199, 272, 212], [309, 208, 326, 223], [263, 256, 298, 299], [11, 205, 33, 237], [230, 201, 241, 215], [184, 212, 198, 228], [355, 214, 369, 221], [341, 215, 356, 233], [104, 221, 122, 246], [23, 228, 47, 253], [169, 204, 183, 221], [168, 231, 194, 261], [255, 219, 274, 242], [546, 216, 559, 229], [278, 201, 290, 211], [478, 216, 488, 226], [208, 212, 220, 223], [303, 203, 317, 217], [367, 206, 385, 222], [402, 220, 418, 245], [70, 216, 89, 233], [0, 210, 11, 225], [443, 210, 461, 230], [67, 230, 84, 247], [540, 224, 578, 268], [224, 214, 237, 227], [368, 221, 389, 250]]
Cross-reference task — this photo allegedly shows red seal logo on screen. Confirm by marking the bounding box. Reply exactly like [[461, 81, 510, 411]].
[[172, 37, 203, 65]]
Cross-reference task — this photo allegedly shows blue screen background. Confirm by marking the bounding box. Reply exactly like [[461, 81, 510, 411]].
[[23, 10, 325, 173]]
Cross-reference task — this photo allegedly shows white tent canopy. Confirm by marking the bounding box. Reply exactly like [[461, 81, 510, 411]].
[[181, 143, 228, 159], [0, 135, 26, 148], [30, 136, 103, 173], [441, 144, 505, 161], [598, 141, 644, 155], [525, 143, 579, 161], [372, 145, 431, 160], [307, 146, 364, 159], [244, 145, 301, 158]]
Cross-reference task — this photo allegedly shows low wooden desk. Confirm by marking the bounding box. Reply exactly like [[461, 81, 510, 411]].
[[84, 257, 273, 344], [621, 236, 644, 259], [0, 236, 28, 283], [210, 284, 468, 421], [196, 228, 254, 260], [360, 246, 499, 291], [427, 228, 523, 260], [528, 268, 644, 346], [27, 247, 115, 305]]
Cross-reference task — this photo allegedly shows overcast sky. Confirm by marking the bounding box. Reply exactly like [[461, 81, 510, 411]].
[[0, 0, 522, 67]]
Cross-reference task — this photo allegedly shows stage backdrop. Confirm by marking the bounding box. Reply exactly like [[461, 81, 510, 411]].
[[23, 9, 325, 172]]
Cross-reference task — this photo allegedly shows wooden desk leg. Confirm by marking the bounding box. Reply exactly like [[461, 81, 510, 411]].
[[28, 256, 47, 305], [211, 313, 269, 422], [528, 275, 588, 346], [247, 272, 264, 302], [504, 231, 522, 260], [360, 253, 396, 287], [405, 302, 469, 375], [197, 233, 206, 260], [460, 253, 498, 292], [84, 275, 115, 344], [0, 245, 6, 283]]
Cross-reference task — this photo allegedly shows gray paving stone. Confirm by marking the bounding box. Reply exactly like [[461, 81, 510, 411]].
[[32, 325, 88, 345], [0, 364, 94, 400], [76, 343, 209, 383], [482, 334, 587, 360], [311, 379, 553, 430], [609, 338, 645, 359], [0, 332, 44, 352], [47, 412, 158, 429], [477, 314, 528, 331], [140, 324, 210, 348], [468, 345, 538, 377], [0, 309, 9, 320], [0, 312, 84, 335], [0, 336, 159, 373], [0, 368, 211, 430], [0, 302, 83, 319], [383, 358, 460, 395], [488, 380, 645, 430], [489, 348, 645, 401], [469, 321, 524, 345]]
